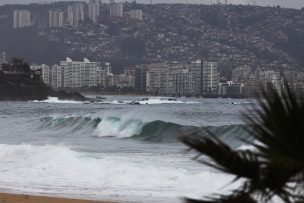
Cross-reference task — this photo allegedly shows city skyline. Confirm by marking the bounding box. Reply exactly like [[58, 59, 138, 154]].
[[0, 0, 303, 9]]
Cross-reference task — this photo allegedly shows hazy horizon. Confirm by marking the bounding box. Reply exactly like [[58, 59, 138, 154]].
[[0, 0, 303, 9]]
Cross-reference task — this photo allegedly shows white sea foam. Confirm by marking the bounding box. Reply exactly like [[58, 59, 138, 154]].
[[33, 97, 83, 104], [93, 116, 145, 138], [0, 144, 240, 202], [99, 98, 200, 105]]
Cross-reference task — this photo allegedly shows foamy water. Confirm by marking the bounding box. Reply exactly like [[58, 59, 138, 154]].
[[0, 97, 252, 202], [0, 144, 241, 202], [33, 97, 84, 104]]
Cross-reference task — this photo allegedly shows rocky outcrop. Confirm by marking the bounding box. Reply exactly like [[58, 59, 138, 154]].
[[0, 70, 86, 101]]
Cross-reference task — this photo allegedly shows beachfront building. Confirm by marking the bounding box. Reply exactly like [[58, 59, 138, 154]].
[[146, 63, 163, 95], [218, 81, 245, 98], [60, 58, 110, 88], [189, 60, 203, 96], [31, 58, 111, 89], [135, 65, 146, 93], [202, 62, 219, 96]]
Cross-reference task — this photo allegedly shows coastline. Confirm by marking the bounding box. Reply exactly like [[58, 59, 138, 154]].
[[0, 193, 114, 203]]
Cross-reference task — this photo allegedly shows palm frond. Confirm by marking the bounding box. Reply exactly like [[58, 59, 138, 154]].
[[185, 193, 258, 203], [179, 133, 260, 181]]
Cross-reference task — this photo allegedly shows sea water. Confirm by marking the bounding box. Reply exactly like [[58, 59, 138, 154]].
[[0, 96, 253, 202]]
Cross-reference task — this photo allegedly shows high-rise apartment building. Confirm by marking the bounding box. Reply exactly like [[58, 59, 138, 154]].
[[60, 58, 111, 88], [88, 4, 99, 23], [0, 52, 6, 65], [202, 62, 219, 95], [129, 9, 143, 21], [49, 10, 64, 28], [67, 3, 84, 26], [89, 0, 101, 11], [135, 65, 146, 92], [146, 63, 163, 95], [13, 10, 31, 29], [189, 60, 203, 95], [110, 3, 123, 17]]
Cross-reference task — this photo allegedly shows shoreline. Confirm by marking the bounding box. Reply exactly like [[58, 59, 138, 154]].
[[0, 192, 114, 203]]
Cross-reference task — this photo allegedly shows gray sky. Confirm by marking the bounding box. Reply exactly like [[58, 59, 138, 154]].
[[0, 0, 303, 9]]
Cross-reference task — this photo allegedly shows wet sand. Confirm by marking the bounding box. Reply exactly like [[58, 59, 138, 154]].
[[0, 193, 113, 203]]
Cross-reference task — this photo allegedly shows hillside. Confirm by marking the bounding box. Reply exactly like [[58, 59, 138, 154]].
[[0, 3, 304, 75]]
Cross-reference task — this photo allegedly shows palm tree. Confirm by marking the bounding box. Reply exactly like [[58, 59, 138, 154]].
[[180, 86, 304, 203]]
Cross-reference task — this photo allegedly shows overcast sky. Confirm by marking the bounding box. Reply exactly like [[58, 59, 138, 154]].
[[0, 0, 303, 9]]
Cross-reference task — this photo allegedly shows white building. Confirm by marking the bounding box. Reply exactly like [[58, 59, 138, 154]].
[[146, 63, 163, 95], [0, 52, 6, 65], [202, 62, 219, 95], [67, 3, 84, 26], [110, 3, 123, 17], [89, 0, 101, 13], [60, 58, 111, 88], [88, 4, 99, 23], [51, 65, 64, 88], [13, 10, 31, 29], [130, 9, 142, 21], [49, 10, 64, 28]]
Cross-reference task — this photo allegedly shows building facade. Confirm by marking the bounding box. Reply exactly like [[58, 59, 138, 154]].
[[110, 3, 123, 17], [218, 81, 245, 98], [0, 52, 6, 65], [67, 3, 85, 26], [49, 10, 64, 28], [135, 65, 147, 92], [202, 62, 219, 96], [13, 10, 31, 29], [129, 9, 143, 21]]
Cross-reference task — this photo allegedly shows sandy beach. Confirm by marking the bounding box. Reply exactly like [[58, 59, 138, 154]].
[[0, 193, 113, 203]]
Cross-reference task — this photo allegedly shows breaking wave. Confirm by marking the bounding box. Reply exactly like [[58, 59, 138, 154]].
[[0, 143, 239, 201], [37, 115, 250, 143], [33, 97, 84, 104]]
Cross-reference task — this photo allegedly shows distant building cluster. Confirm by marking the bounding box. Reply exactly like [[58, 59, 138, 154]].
[[31, 58, 112, 88], [231, 66, 304, 98], [23, 57, 304, 98], [13, 1, 143, 29], [144, 61, 220, 97]]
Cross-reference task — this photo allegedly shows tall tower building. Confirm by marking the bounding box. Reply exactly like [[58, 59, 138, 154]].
[[89, 0, 101, 14], [88, 0, 100, 24], [110, 3, 123, 17], [13, 10, 31, 29], [67, 3, 84, 26], [49, 10, 64, 28], [0, 52, 6, 65], [202, 62, 219, 95]]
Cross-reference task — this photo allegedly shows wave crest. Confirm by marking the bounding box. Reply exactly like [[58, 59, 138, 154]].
[[37, 115, 249, 143]]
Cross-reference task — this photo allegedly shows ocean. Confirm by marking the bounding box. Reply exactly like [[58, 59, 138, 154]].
[[0, 96, 253, 202]]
